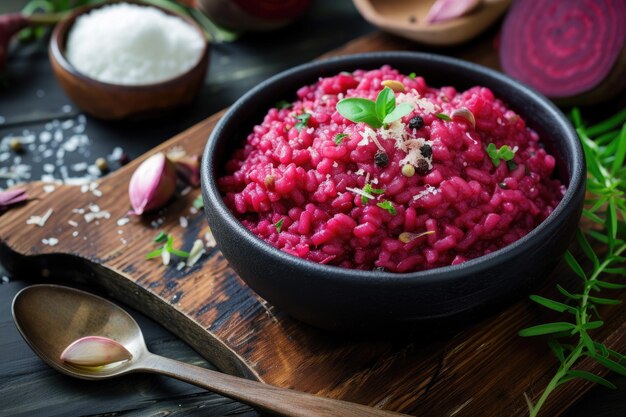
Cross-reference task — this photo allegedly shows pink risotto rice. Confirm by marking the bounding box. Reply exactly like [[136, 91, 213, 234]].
[[218, 66, 565, 273]]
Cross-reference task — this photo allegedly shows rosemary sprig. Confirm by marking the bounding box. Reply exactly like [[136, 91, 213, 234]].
[[520, 108, 626, 417]]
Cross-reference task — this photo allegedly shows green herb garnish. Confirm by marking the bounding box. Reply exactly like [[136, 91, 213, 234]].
[[146, 233, 189, 262], [154, 231, 167, 243], [276, 100, 292, 110], [376, 200, 397, 215], [506, 161, 518, 171], [334, 133, 349, 145], [435, 113, 452, 121], [408, 72, 417, 79], [519, 108, 626, 417], [294, 113, 311, 132], [336, 87, 413, 129], [486, 143, 516, 167], [362, 183, 385, 205], [193, 195, 204, 209], [275, 218, 285, 233]]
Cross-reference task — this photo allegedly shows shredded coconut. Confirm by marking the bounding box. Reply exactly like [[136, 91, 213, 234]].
[[66, 3, 205, 85]]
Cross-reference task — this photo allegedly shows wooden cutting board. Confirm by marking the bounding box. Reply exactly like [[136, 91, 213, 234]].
[[1, 32, 625, 417]]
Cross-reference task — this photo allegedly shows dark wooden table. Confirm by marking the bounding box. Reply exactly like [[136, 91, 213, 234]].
[[0, 1, 624, 416]]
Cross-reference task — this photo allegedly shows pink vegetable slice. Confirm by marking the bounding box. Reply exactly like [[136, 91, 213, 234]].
[[500, 0, 626, 103]]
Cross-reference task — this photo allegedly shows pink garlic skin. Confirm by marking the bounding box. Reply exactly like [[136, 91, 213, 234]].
[[426, 0, 481, 23], [60, 335, 132, 367], [0, 187, 28, 212], [128, 153, 177, 215]]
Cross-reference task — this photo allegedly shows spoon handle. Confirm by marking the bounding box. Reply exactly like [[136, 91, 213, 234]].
[[137, 353, 409, 417]]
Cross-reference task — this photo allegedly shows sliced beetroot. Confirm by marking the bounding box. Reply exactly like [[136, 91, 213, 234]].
[[500, 0, 626, 104]]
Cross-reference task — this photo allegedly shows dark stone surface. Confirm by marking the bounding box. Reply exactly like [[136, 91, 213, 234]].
[[0, 1, 624, 416]]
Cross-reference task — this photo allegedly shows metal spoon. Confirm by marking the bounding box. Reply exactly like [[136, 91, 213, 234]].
[[12, 284, 407, 417]]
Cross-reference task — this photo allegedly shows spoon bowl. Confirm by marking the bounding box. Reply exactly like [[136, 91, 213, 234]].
[[12, 284, 405, 417], [12, 284, 144, 379]]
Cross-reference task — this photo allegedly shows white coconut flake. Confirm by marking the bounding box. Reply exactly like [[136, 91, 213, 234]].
[[42, 237, 59, 246], [84, 210, 110, 223], [205, 230, 216, 248], [72, 231, 79, 237], [186, 239, 206, 267], [68, 220, 79, 227], [117, 217, 130, 226], [26, 208, 53, 227], [346, 186, 374, 200], [161, 249, 171, 265], [179, 216, 189, 228]]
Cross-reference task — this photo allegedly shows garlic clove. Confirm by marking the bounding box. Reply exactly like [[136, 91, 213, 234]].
[[60, 336, 132, 367], [0, 188, 28, 212], [451, 107, 476, 129], [128, 153, 177, 215], [426, 0, 481, 24], [167, 148, 201, 187]]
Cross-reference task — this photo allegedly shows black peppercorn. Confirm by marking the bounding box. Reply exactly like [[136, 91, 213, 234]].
[[416, 158, 430, 175], [409, 115, 424, 130], [374, 150, 389, 167], [420, 143, 432, 158]]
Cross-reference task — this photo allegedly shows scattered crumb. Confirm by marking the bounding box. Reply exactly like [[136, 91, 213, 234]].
[[68, 220, 79, 227], [117, 217, 130, 226], [26, 208, 53, 227], [43, 185, 55, 193], [179, 216, 188, 228], [186, 239, 206, 267], [72, 231, 79, 237], [42, 237, 59, 246], [205, 230, 216, 248], [176, 261, 186, 271]]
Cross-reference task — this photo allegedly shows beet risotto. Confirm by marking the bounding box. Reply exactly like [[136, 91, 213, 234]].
[[218, 66, 565, 273]]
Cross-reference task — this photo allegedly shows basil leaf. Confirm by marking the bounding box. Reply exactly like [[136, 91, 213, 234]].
[[383, 102, 413, 124], [336, 98, 382, 128], [375, 87, 395, 122]]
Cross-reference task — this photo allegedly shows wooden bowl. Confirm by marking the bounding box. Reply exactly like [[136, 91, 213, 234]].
[[352, 0, 511, 46], [201, 52, 586, 331], [49, 2, 210, 120]]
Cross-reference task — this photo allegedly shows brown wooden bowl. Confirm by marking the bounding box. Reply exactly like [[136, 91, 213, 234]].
[[49, 1, 210, 120]]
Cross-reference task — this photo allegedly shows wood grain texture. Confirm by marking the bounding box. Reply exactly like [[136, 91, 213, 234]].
[[1, 31, 625, 417]]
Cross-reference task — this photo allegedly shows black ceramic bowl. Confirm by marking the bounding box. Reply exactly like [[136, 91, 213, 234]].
[[201, 52, 585, 331]]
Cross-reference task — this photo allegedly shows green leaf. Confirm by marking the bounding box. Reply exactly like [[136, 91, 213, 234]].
[[576, 229, 599, 269], [557, 284, 582, 300], [193, 195, 204, 209], [570, 107, 583, 129], [518, 322, 577, 337], [169, 248, 190, 258], [336, 98, 382, 128], [294, 113, 311, 132], [486, 143, 500, 166], [587, 296, 621, 305], [564, 251, 587, 280], [548, 338, 565, 363], [436, 113, 451, 121], [580, 330, 596, 355], [376, 200, 397, 215], [275, 218, 284, 233], [383, 102, 413, 125], [593, 355, 626, 376], [334, 133, 349, 145], [595, 280, 626, 290], [275, 100, 292, 110], [408, 72, 417, 79], [582, 321, 604, 330], [566, 370, 617, 389], [582, 209, 604, 224], [145, 248, 164, 259], [586, 107, 626, 137], [375, 87, 395, 122], [529, 295, 574, 313], [154, 231, 168, 243], [607, 197, 618, 251]]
